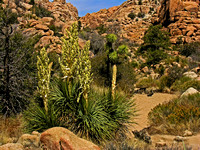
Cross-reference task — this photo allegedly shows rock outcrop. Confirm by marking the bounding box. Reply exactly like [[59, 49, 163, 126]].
[[80, 0, 160, 44], [2, 0, 78, 52], [152, 0, 200, 44]]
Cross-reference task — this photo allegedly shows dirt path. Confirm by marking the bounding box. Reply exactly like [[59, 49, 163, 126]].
[[131, 93, 177, 131]]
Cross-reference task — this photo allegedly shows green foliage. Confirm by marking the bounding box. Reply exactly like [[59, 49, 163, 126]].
[[128, 12, 136, 20], [179, 42, 200, 57], [170, 76, 192, 92], [138, 0, 142, 5], [49, 25, 62, 37], [137, 12, 145, 18], [148, 93, 200, 135], [32, 4, 53, 18], [106, 34, 117, 44], [109, 51, 118, 63], [37, 47, 52, 113], [179, 80, 200, 93], [23, 100, 64, 133], [138, 25, 170, 66], [0, 7, 39, 116], [117, 45, 128, 55], [167, 65, 185, 87], [96, 24, 107, 35], [49, 79, 136, 143], [29, 0, 35, 5], [157, 75, 170, 91], [136, 77, 157, 89]]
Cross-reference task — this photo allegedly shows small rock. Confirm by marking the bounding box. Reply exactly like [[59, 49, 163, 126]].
[[183, 130, 193, 137], [174, 136, 187, 142], [155, 140, 167, 147], [17, 133, 40, 148], [35, 24, 49, 31]]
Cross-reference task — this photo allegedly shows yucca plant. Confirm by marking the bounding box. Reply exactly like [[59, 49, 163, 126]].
[[49, 79, 117, 143], [23, 99, 64, 133]]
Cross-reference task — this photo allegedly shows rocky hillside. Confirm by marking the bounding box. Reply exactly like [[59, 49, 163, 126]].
[[152, 0, 200, 44], [80, 0, 160, 45], [2, 0, 78, 52]]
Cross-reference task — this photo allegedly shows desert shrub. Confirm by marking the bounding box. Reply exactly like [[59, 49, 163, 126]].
[[49, 25, 62, 37], [23, 93, 64, 133], [136, 77, 157, 89], [91, 52, 136, 92], [0, 115, 23, 144], [79, 31, 105, 54], [157, 75, 170, 91], [167, 65, 186, 87], [179, 42, 200, 57], [137, 12, 145, 18], [96, 24, 107, 35], [117, 62, 137, 93], [128, 12, 136, 20], [32, 4, 53, 18], [148, 93, 200, 135], [179, 80, 200, 93], [138, 25, 170, 66], [170, 76, 192, 92]]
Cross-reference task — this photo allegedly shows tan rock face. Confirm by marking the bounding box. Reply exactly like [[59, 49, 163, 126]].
[[153, 0, 200, 44], [40, 127, 100, 150], [80, 0, 160, 44]]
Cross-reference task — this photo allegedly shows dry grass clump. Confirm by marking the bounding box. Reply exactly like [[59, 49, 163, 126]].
[[0, 115, 23, 145]]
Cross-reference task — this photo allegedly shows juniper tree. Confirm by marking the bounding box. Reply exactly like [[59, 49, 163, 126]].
[[37, 47, 52, 113], [0, 6, 38, 116]]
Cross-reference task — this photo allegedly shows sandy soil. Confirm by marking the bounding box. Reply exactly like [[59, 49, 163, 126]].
[[131, 93, 177, 131]]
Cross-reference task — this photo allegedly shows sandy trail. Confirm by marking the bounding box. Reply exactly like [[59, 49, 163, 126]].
[[130, 93, 177, 131]]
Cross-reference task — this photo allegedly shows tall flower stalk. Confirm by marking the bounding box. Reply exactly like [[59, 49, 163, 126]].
[[37, 47, 52, 113]]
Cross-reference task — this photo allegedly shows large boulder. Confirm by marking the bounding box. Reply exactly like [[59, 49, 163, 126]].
[[40, 127, 100, 150], [181, 87, 199, 97]]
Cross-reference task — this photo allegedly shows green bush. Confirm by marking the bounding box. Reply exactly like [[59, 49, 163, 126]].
[[128, 12, 136, 20], [148, 93, 200, 135], [170, 76, 192, 92], [179, 80, 200, 93], [32, 4, 53, 18], [138, 25, 170, 66], [137, 12, 145, 18], [179, 42, 200, 57], [96, 24, 107, 35], [49, 25, 62, 37], [136, 77, 157, 89], [167, 65, 186, 87]]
